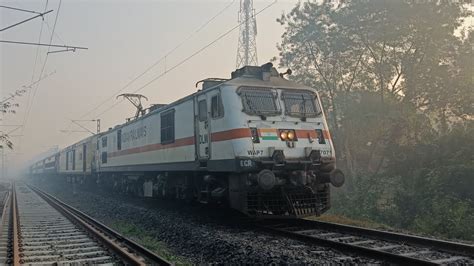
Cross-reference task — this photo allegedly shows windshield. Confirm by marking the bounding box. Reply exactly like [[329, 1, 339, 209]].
[[239, 87, 280, 116], [281, 90, 321, 118]]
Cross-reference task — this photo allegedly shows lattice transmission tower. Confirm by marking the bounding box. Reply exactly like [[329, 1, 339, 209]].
[[236, 0, 258, 68]]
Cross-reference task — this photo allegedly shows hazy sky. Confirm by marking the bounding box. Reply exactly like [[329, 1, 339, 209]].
[[1, 0, 300, 172]]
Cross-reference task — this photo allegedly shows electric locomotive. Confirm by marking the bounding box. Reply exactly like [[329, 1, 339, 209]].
[[30, 63, 345, 218]]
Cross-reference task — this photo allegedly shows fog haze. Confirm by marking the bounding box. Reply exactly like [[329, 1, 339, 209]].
[[1, 0, 298, 173]]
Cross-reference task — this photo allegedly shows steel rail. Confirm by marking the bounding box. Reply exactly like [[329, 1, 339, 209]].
[[257, 223, 435, 265], [295, 219, 474, 257], [12, 183, 20, 266], [0, 188, 12, 265], [0, 190, 10, 241], [256, 219, 474, 265], [28, 185, 170, 266]]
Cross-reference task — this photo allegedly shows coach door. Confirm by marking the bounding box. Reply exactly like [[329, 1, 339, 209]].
[[196, 95, 210, 161]]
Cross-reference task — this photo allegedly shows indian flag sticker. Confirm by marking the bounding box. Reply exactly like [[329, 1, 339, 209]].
[[259, 128, 278, 141]]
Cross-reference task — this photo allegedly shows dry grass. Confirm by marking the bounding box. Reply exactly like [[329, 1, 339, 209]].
[[108, 220, 191, 265], [308, 214, 392, 230]]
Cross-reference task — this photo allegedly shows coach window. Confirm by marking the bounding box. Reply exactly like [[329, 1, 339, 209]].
[[161, 110, 175, 144], [198, 99, 207, 121], [211, 94, 224, 119]]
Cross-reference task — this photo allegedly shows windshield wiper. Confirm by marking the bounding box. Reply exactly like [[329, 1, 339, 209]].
[[246, 96, 257, 114]]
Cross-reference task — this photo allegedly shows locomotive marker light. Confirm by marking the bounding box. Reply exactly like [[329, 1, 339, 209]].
[[315, 129, 325, 144], [250, 127, 260, 143]]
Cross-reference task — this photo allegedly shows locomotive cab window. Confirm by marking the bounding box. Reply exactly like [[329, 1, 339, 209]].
[[211, 94, 224, 119], [238, 87, 280, 116], [281, 90, 321, 118], [161, 109, 175, 144]]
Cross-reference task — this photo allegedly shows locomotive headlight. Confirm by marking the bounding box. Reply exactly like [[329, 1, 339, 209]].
[[287, 131, 295, 140], [279, 129, 297, 141]]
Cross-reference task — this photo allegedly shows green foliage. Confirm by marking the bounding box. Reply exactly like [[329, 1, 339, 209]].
[[278, 0, 474, 240], [413, 195, 474, 240]]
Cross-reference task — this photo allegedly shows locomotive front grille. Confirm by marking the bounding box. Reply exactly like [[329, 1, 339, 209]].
[[316, 183, 331, 213], [246, 186, 329, 218], [285, 187, 318, 217]]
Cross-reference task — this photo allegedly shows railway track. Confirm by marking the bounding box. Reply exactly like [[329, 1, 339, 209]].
[[0, 187, 12, 262], [0, 182, 170, 265], [257, 219, 474, 265]]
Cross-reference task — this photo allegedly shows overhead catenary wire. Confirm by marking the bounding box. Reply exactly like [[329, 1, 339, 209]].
[[1, 71, 56, 104], [94, 0, 277, 119], [43, 18, 67, 45], [76, 0, 237, 122], [18, 0, 62, 151], [0, 9, 53, 32], [17, 0, 49, 150], [21, 0, 49, 139], [0, 40, 87, 50], [0, 5, 43, 15], [31, 1, 49, 83]]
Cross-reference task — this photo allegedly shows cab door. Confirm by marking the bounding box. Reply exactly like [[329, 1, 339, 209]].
[[195, 94, 210, 161]]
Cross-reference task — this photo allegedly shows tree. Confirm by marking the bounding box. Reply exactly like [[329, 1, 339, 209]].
[[277, 0, 472, 175], [277, 0, 474, 240], [0, 88, 25, 149]]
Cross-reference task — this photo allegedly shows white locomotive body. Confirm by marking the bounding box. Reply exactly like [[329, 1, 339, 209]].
[[30, 64, 344, 218]]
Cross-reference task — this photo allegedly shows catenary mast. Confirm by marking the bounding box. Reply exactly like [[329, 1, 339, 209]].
[[236, 0, 258, 68]]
